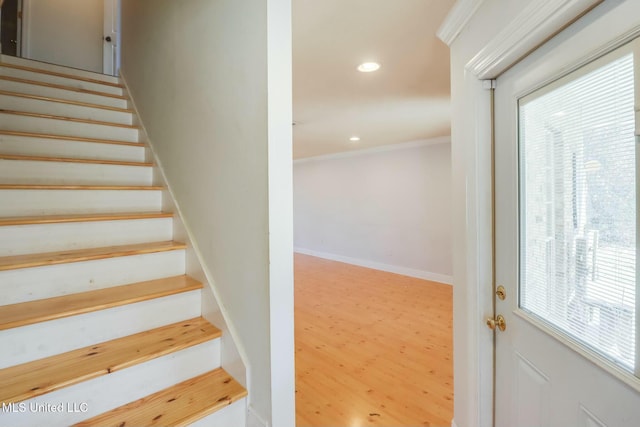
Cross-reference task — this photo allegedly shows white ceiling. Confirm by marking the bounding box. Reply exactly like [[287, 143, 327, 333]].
[[293, 0, 455, 159]]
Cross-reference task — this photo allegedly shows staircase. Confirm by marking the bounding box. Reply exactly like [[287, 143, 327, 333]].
[[0, 56, 247, 426]]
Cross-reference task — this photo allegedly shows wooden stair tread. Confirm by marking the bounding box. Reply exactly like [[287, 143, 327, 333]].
[[0, 184, 162, 190], [0, 62, 124, 88], [0, 241, 186, 271], [0, 212, 172, 226], [0, 317, 221, 404], [0, 130, 145, 147], [0, 275, 202, 330], [0, 109, 139, 129], [0, 90, 133, 113], [73, 368, 247, 427], [0, 76, 127, 100], [0, 154, 152, 167]]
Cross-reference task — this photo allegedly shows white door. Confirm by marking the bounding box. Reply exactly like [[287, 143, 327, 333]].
[[494, 2, 640, 426], [103, 0, 120, 76]]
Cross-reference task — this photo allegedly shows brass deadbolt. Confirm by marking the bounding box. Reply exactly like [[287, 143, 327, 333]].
[[486, 314, 507, 331], [496, 285, 506, 300]]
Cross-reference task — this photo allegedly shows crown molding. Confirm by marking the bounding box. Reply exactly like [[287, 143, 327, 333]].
[[293, 136, 451, 164], [437, 0, 486, 46], [465, 0, 603, 79]]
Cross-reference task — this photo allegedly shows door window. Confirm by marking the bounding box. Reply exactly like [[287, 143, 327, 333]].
[[518, 46, 636, 373]]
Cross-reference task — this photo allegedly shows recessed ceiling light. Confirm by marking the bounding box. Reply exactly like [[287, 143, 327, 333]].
[[349, 136, 361, 142], [357, 62, 380, 73]]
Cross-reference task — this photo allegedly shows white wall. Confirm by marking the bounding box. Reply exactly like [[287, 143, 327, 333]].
[[120, 1, 294, 426], [24, 0, 103, 72], [294, 140, 453, 284]]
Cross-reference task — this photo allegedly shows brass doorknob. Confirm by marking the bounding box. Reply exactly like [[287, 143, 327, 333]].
[[486, 314, 506, 331]]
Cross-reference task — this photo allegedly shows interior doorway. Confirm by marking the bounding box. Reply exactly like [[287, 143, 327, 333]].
[[1, 0, 21, 57], [291, 1, 456, 425], [0, 0, 120, 76]]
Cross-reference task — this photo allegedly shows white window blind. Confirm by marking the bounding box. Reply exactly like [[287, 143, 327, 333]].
[[519, 50, 636, 372]]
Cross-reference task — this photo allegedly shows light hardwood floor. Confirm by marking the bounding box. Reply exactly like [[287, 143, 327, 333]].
[[295, 254, 453, 427]]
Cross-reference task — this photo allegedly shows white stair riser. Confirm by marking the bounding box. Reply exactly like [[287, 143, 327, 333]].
[[0, 57, 244, 426], [0, 250, 186, 305], [0, 135, 146, 162], [0, 67, 123, 96], [0, 114, 139, 142], [0, 94, 133, 125], [1, 54, 121, 85], [0, 290, 202, 369], [0, 79, 128, 109], [189, 397, 247, 427], [0, 159, 153, 186], [0, 157, 151, 185], [0, 218, 173, 257], [0, 189, 162, 216], [0, 341, 221, 427]]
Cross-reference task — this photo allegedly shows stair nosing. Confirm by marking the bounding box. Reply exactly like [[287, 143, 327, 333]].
[[0, 154, 153, 167], [0, 90, 134, 113], [0, 317, 221, 404], [0, 276, 202, 330], [0, 130, 145, 147], [0, 56, 120, 83], [0, 212, 173, 226], [0, 76, 128, 100], [0, 109, 140, 130], [0, 62, 124, 88], [0, 184, 162, 190], [72, 368, 247, 427], [0, 241, 185, 272]]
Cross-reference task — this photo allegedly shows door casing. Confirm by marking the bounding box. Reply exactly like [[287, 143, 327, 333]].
[[443, 1, 630, 426]]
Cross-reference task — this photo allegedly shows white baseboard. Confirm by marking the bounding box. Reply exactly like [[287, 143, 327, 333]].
[[451, 419, 458, 427], [294, 247, 453, 285], [247, 405, 269, 427]]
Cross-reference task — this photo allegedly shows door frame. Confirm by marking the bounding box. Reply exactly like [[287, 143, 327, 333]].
[[439, 1, 607, 426], [19, 0, 29, 58], [102, 0, 120, 76], [15, 0, 22, 56]]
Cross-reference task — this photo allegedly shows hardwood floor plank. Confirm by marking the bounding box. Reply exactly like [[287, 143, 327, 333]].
[[0, 90, 133, 113], [0, 184, 162, 190], [0, 275, 202, 330], [0, 241, 185, 271], [0, 130, 144, 147], [0, 318, 221, 404], [0, 62, 124, 88], [294, 254, 453, 427], [0, 212, 172, 226], [0, 76, 127, 100], [0, 109, 139, 129], [0, 154, 152, 167], [73, 368, 247, 427]]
